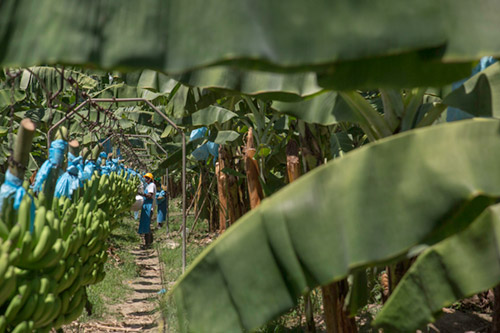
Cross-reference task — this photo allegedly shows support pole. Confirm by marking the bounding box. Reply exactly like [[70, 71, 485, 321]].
[[182, 132, 186, 273]]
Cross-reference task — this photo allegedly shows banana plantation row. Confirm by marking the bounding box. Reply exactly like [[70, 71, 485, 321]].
[[1, 2, 500, 331]]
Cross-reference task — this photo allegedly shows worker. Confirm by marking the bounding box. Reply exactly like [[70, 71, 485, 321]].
[[156, 184, 168, 230], [138, 172, 156, 249]]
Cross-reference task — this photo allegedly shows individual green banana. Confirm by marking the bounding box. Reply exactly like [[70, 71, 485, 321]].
[[45, 210, 56, 232], [66, 274, 83, 296], [52, 216, 60, 235], [17, 196, 31, 241], [65, 286, 84, 314], [29, 225, 54, 262], [8, 247, 20, 265], [95, 269, 106, 284], [13, 292, 38, 323], [7, 224, 22, 250], [38, 276, 53, 296], [3, 197, 15, 228], [37, 294, 62, 328], [33, 293, 56, 328], [64, 233, 78, 258], [78, 246, 89, 262], [85, 212, 93, 231], [75, 200, 85, 220], [62, 291, 86, 325], [71, 226, 85, 255], [87, 236, 101, 256], [0, 266, 16, 307], [33, 206, 46, 240], [11, 320, 30, 333], [5, 295, 24, 324], [60, 289, 72, 315], [55, 264, 80, 294], [53, 314, 65, 330], [0, 315, 6, 332], [82, 202, 90, 224], [5, 281, 32, 322], [17, 233, 33, 267], [0, 218, 9, 239], [34, 191, 45, 209], [0, 251, 9, 284], [51, 196, 60, 220], [60, 204, 76, 240], [46, 260, 66, 282], [31, 292, 47, 323], [24, 240, 63, 269]]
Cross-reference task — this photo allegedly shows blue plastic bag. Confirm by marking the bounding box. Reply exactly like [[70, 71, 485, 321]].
[[191, 141, 219, 161], [0, 170, 36, 230], [32, 140, 67, 193], [191, 144, 210, 161], [55, 152, 83, 198], [110, 158, 120, 173], [206, 142, 219, 159], [82, 160, 97, 181], [101, 165, 111, 176], [190, 127, 208, 141]]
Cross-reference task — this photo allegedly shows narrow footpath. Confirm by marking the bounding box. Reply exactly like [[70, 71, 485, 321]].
[[72, 246, 163, 332]]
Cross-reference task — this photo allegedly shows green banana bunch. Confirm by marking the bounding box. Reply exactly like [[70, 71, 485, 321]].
[[0, 169, 140, 332]]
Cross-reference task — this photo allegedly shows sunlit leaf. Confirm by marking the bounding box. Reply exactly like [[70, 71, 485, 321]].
[[172, 119, 500, 332]]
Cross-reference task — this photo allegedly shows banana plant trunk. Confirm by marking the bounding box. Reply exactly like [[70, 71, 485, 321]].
[[322, 281, 358, 333], [244, 128, 263, 209], [492, 285, 500, 332], [287, 139, 316, 332], [194, 168, 204, 217], [215, 160, 228, 233], [219, 147, 243, 227], [299, 121, 357, 333]]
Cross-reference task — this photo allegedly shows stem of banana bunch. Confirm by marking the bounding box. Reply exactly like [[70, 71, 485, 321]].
[[10, 119, 36, 179]]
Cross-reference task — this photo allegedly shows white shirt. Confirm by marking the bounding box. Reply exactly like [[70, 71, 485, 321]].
[[146, 182, 156, 209], [146, 182, 157, 203]]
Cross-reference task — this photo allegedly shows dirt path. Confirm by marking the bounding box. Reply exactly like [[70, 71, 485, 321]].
[[76, 247, 163, 332]]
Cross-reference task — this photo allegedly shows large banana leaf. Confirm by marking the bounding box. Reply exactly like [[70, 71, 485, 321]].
[[214, 130, 240, 144], [172, 119, 500, 332], [19, 66, 99, 91], [180, 106, 237, 126], [0, 89, 25, 108], [117, 70, 177, 94], [97, 70, 179, 101], [317, 52, 473, 90], [272, 92, 352, 125], [2, 1, 500, 88], [443, 62, 500, 118], [374, 203, 500, 332], [173, 67, 321, 102]]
